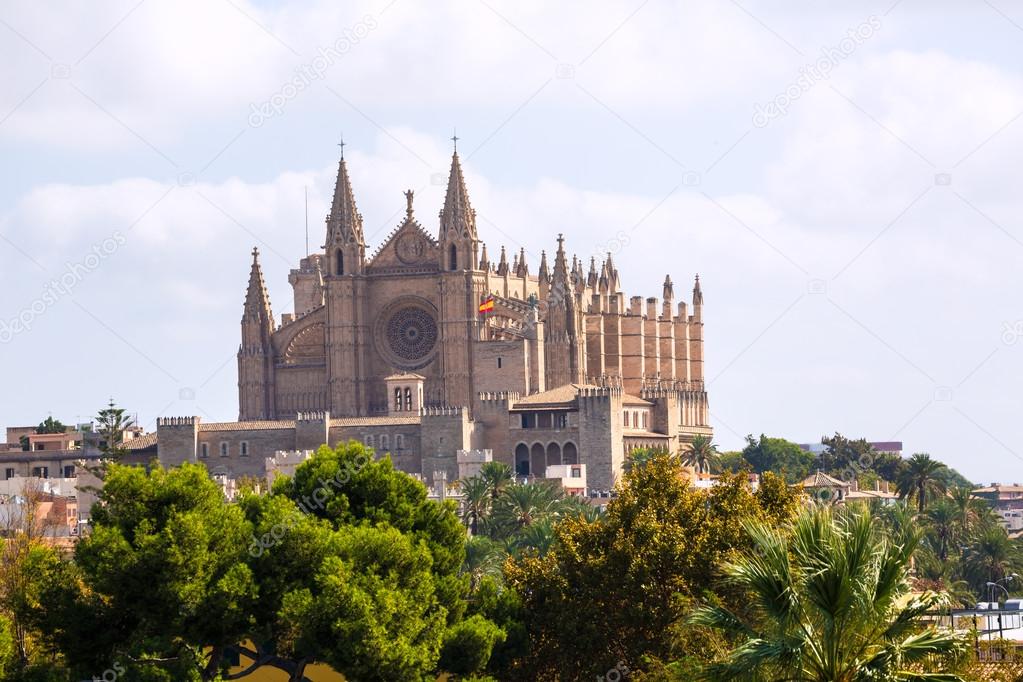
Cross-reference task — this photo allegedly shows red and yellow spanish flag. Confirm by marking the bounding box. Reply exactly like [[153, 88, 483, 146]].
[[478, 297, 495, 314]]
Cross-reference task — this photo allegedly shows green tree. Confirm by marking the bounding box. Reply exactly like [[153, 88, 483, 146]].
[[691, 506, 967, 681], [741, 434, 814, 483], [896, 453, 949, 514], [490, 482, 562, 538], [438, 614, 507, 678], [925, 498, 959, 562], [962, 524, 1020, 596], [95, 399, 134, 459], [460, 476, 492, 535], [39, 462, 257, 680], [681, 435, 718, 474], [35, 417, 66, 434], [479, 462, 513, 503], [504, 454, 799, 680]]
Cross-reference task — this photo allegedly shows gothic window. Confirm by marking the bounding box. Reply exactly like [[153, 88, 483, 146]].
[[220, 442, 229, 457], [380, 434, 389, 450], [555, 412, 567, 429], [404, 387, 412, 411], [336, 249, 344, 276], [200, 443, 209, 458], [641, 412, 648, 429], [240, 441, 249, 457], [632, 412, 639, 428], [395, 434, 404, 449], [449, 243, 457, 271], [365, 435, 374, 447], [394, 388, 402, 412], [623, 413, 629, 427]]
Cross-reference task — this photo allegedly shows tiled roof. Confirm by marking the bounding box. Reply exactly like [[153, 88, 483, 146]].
[[124, 433, 157, 450], [512, 384, 591, 408], [622, 394, 653, 406], [799, 471, 849, 488]]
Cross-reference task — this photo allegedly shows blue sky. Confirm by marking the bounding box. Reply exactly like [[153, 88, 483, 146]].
[[2, 0, 1023, 483]]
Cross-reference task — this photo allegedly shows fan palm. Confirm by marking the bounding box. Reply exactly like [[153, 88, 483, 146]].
[[460, 475, 491, 535], [895, 453, 948, 514], [691, 505, 967, 681], [682, 435, 718, 474], [480, 461, 513, 503]]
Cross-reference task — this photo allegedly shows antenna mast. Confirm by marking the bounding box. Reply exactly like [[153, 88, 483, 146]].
[[304, 186, 309, 255]]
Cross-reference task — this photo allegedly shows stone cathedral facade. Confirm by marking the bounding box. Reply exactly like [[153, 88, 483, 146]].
[[153, 144, 711, 491]]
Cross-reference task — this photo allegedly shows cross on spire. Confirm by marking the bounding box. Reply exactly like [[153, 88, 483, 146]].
[[451, 129, 459, 152], [337, 134, 346, 159]]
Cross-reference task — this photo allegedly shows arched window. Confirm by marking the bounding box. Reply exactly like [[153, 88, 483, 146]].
[[449, 243, 457, 271], [404, 387, 412, 411], [380, 434, 389, 450], [515, 443, 530, 476], [394, 388, 402, 412], [395, 434, 405, 449], [336, 249, 344, 276]]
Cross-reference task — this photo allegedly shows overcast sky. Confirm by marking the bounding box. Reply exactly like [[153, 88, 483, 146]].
[[2, 1, 1023, 483]]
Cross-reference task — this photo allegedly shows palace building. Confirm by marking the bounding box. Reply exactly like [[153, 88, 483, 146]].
[[152, 142, 712, 491]]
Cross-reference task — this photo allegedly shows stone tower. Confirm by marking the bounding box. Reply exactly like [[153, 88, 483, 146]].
[[438, 150, 485, 408], [238, 248, 275, 420], [325, 151, 370, 416]]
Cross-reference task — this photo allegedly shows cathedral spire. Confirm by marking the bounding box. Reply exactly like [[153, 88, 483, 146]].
[[515, 247, 528, 277], [587, 257, 598, 289], [327, 154, 364, 247], [479, 242, 489, 271], [538, 250, 550, 282], [663, 274, 674, 301], [243, 247, 274, 325], [693, 273, 704, 305], [439, 150, 478, 241], [552, 234, 569, 287], [496, 246, 508, 275], [439, 149, 479, 270]]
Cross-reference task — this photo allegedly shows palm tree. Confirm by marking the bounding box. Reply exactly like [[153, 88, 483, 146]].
[[491, 482, 562, 534], [460, 476, 491, 535], [925, 498, 958, 562], [948, 486, 979, 533], [463, 536, 505, 591], [510, 517, 557, 557], [895, 453, 948, 513], [681, 435, 718, 474], [480, 461, 513, 503], [691, 506, 966, 681], [963, 524, 1020, 594]]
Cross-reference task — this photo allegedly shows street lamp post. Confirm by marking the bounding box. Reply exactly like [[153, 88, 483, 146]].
[[986, 574, 1021, 659]]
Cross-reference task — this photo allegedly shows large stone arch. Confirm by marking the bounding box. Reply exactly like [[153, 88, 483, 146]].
[[514, 443, 530, 476], [563, 441, 578, 465], [530, 442, 546, 478], [546, 442, 562, 468]]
